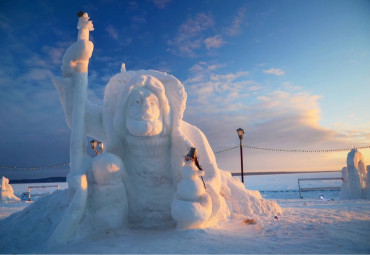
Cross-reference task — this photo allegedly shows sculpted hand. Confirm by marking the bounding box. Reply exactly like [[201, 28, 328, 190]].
[[61, 12, 94, 77], [62, 40, 94, 76]]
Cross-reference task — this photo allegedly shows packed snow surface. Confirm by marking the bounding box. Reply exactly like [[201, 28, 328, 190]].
[[1, 173, 369, 254]]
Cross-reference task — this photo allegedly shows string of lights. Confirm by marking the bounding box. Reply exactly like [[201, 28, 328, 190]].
[[214, 145, 370, 154], [214, 146, 239, 154], [244, 145, 370, 152], [1, 145, 369, 169], [0, 162, 69, 170]]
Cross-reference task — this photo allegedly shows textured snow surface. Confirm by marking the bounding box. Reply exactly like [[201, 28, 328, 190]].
[[0, 178, 369, 254]]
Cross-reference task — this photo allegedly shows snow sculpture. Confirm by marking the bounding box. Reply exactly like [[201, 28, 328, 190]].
[[51, 13, 281, 243], [340, 149, 368, 199], [0, 176, 20, 203]]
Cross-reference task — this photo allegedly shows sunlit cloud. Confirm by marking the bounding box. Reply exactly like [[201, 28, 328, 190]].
[[281, 81, 302, 91], [263, 68, 285, 76], [183, 63, 367, 172]]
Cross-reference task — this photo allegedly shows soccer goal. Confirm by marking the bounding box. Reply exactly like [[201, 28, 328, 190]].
[[298, 177, 343, 198], [22, 185, 60, 201]]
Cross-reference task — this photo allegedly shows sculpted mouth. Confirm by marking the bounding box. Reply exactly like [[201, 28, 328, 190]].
[[140, 115, 153, 120]]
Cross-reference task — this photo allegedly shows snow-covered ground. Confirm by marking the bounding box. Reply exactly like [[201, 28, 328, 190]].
[[1, 172, 369, 254]]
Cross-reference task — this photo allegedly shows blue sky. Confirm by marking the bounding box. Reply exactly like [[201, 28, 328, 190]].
[[1, 0, 369, 173]]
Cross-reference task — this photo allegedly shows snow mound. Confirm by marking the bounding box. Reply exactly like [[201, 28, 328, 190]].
[[0, 190, 68, 252], [220, 171, 282, 216]]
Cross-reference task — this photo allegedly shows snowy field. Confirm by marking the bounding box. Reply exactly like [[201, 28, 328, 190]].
[[1, 172, 369, 254]]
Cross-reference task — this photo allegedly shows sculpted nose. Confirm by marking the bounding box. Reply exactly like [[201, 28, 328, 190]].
[[142, 99, 150, 111]]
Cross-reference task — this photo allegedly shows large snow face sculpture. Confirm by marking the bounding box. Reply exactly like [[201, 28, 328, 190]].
[[125, 78, 168, 137], [51, 13, 282, 244]]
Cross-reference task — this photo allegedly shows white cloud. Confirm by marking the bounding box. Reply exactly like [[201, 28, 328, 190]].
[[204, 35, 225, 49], [20, 68, 52, 81], [167, 13, 214, 57], [131, 15, 147, 26], [225, 6, 247, 36], [42, 46, 65, 66], [263, 68, 285, 76], [149, 0, 171, 8], [106, 25, 118, 40], [0, 13, 11, 31]]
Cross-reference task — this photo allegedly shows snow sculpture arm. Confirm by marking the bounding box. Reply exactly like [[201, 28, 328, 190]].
[[52, 12, 106, 142], [50, 12, 100, 245]]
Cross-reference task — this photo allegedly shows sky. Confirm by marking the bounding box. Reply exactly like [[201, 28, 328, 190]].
[[0, 0, 369, 173]]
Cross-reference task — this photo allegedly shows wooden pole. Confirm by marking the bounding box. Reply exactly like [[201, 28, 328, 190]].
[[240, 139, 244, 183]]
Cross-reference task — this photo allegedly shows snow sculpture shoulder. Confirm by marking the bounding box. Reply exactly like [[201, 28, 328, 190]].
[[51, 13, 281, 244], [340, 149, 369, 199]]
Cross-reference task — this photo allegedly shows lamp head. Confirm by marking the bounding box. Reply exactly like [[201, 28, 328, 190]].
[[236, 128, 245, 140]]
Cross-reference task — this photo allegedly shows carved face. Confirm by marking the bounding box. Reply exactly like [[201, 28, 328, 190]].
[[125, 88, 163, 136]]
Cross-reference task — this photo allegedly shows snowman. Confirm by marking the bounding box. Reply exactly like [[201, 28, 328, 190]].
[[171, 147, 213, 229]]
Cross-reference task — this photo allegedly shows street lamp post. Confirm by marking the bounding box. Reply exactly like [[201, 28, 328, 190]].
[[236, 128, 245, 183]]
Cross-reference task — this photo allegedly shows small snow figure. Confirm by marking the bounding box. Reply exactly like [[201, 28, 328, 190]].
[[171, 147, 212, 229], [185, 147, 206, 190]]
